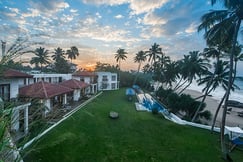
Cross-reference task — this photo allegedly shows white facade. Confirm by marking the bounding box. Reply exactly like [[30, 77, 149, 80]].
[[0, 78, 28, 100], [96, 72, 119, 91], [28, 73, 72, 84]]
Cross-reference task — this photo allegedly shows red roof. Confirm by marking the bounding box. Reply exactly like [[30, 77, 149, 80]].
[[72, 71, 97, 77], [59, 79, 89, 89], [19, 81, 73, 99], [2, 69, 33, 78]]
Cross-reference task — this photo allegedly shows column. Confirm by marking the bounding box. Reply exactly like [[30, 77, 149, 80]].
[[24, 106, 29, 134]]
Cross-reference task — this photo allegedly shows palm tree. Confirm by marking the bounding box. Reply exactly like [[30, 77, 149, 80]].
[[52, 47, 65, 61], [232, 44, 243, 81], [114, 48, 127, 81], [30, 47, 50, 71], [163, 61, 180, 88], [178, 51, 210, 95], [192, 46, 223, 122], [66, 46, 79, 63], [133, 51, 146, 85], [146, 43, 163, 71], [198, 0, 243, 157]]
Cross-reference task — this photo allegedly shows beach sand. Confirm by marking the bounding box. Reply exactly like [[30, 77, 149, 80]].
[[183, 89, 243, 128]]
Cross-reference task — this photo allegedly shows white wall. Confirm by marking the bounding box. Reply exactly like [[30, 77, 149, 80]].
[[73, 89, 80, 101], [29, 73, 72, 84], [96, 72, 118, 91]]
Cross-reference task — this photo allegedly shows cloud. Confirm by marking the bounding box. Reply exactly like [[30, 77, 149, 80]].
[[29, 0, 69, 15], [114, 14, 124, 19], [96, 12, 102, 18], [143, 12, 167, 25], [70, 9, 78, 13], [129, 0, 169, 15], [82, 0, 128, 5]]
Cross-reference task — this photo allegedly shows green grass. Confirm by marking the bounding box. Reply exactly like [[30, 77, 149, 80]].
[[23, 89, 243, 162]]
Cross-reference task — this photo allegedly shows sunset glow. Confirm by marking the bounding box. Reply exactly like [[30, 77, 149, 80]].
[[1, 0, 243, 73]]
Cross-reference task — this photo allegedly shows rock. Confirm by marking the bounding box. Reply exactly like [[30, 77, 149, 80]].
[[109, 111, 119, 119]]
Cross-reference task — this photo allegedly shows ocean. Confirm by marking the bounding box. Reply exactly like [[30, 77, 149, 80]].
[[187, 78, 243, 103]]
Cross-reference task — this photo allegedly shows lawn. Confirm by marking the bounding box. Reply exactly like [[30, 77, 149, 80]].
[[22, 88, 243, 162]]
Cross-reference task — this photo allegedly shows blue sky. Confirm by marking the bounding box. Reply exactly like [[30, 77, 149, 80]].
[[0, 0, 243, 72]]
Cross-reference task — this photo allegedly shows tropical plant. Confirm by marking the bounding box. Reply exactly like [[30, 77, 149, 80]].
[[133, 51, 146, 85], [95, 62, 119, 73], [0, 37, 33, 72], [114, 48, 127, 81], [114, 48, 127, 71], [52, 47, 65, 61], [192, 46, 223, 122], [66, 46, 79, 63], [178, 51, 210, 94], [54, 57, 71, 73], [30, 47, 50, 71], [145, 43, 163, 73], [198, 0, 243, 158]]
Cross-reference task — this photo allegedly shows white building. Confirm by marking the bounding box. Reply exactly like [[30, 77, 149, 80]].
[[96, 72, 119, 91], [28, 73, 72, 84]]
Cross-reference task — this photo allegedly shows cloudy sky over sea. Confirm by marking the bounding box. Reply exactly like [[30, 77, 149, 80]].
[[0, 0, 243, 72]]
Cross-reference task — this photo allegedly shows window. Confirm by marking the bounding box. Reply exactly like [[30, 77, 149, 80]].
[[0, 84, 10, 101], [111, 83, 116, 89], [102, 75, 108, 82], [111, 75, 116, 81], [101, 83, 108, 89]]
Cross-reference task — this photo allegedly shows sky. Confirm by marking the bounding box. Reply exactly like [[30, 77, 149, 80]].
[[0, 0, 243, 72]]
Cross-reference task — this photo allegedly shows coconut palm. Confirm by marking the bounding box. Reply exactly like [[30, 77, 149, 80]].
[[133, 51, 146, 85], [192, 46, 223, 122], [146, 43, 163, 71], [115, 48, 127, 70], [198, 0, 243, 157], [52, 47, 65, 61], [114, 48, 127, 81], [30, 47, 50, 71], [178, 51, 210, 95], [66, 46, 79, 63], [232, 44, 243, 81], [163, 61, 180, 88]]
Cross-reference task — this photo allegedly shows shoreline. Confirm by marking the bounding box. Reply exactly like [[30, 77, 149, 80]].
[[183, 89, 243, 128]]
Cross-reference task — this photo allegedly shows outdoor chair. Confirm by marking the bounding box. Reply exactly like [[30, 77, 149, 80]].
[[225, 126, 243, 152], [229, 137, 243, 152]]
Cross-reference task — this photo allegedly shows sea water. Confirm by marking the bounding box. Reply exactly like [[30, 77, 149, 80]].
[[187, 78, 243, 103]]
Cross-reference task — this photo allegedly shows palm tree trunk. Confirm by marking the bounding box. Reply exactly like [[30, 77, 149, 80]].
[[174, 79, 188, 92], [191, 81, 212, 122], [133, 62, 141, 85], [211, 92, 226, 132], [220, 19, 241, 158], [178, 81, 191, 95], [173, 77, 183, 90]]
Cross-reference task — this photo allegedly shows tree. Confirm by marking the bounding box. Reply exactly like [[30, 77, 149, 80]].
[[178, 51, 210, 94], [198, 0, 243, 158], [95, 62, 119, 72], [54, 57, 71, 73], [0, 36, 35, 162], [66, 46, 79, 63], [1, 36, 33, 71], [146, 43, 163, 73], [114, 48, 127, 70], [114, 48, 127, 80], [192, 46, 223, 122], [133, 51, 146, 85], [52, 47, 65, 61], [30, 47, 50, 71]]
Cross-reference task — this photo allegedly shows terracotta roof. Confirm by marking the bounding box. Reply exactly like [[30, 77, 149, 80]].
[[59, 79, 90, 89], [72, 71, 97, 77], [2, 69, 33, 78], [19, 81, 73, 99]]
